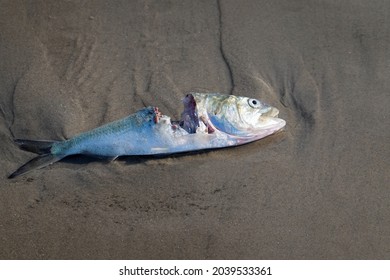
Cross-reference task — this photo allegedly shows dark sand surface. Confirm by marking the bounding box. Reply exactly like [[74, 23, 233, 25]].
[[0, 0, 389, 259]]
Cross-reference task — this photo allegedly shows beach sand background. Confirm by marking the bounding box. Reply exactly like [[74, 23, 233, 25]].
[[0, 0, 389, 259]]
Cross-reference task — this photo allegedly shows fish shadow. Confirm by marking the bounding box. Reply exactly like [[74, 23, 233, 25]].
[[60, 152, 202, 167]]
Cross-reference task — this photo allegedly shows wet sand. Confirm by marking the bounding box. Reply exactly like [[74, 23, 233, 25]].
[[0, 0, 389, 259]]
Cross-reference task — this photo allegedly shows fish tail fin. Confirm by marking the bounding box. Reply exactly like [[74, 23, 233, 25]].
[[9, 139, 64, 178], [13, 139, 59, 155], [8, 154, 64, 179]]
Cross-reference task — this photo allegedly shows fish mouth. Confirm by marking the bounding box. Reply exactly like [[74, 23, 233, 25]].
[[263, 107, 280, 118], [254, 106, 285, 133]]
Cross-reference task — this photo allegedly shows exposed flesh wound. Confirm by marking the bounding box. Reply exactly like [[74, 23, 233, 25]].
[[200, 116, 215, 134], [179, 94, 199, 134], [153, 107, 162, 124]]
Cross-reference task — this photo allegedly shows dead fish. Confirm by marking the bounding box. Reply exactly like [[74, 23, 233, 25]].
[[8, 93, 286, 178]]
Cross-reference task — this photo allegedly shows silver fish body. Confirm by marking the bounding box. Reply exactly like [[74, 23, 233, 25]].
[[9, 93, 286, 178]]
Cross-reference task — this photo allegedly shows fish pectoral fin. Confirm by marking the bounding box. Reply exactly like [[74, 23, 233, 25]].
[[105, 156, 119, 162], [88, 155, 119, 162], [8, 154, 64, 179]]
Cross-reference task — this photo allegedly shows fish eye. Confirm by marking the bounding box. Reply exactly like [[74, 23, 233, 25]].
[[248, 98, 261, 108]]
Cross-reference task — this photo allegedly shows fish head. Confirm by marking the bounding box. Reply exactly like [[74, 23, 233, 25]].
[[191, 93, 286, 140]]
